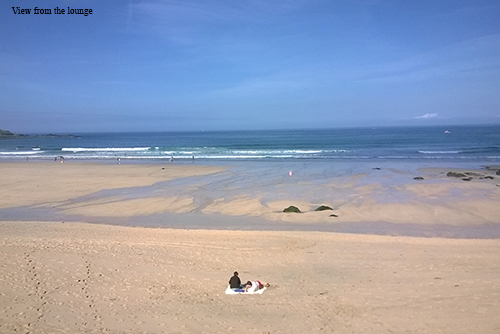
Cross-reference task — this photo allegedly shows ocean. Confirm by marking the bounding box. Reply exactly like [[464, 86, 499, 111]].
[[1, 125, 499, 163]]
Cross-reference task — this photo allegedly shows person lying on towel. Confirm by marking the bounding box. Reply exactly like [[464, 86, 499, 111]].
[[244, 280, 270, 293]]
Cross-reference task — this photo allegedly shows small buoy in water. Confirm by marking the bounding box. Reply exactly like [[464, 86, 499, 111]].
[[289, 171, 292, 176]]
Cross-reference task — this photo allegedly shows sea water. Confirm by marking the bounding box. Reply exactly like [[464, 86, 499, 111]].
[[1, 125, 499, 163]]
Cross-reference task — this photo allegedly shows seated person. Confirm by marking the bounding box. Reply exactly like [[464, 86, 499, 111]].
[[229, 271, 242, 289]]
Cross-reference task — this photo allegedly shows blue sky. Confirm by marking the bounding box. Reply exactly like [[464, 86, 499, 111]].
[[1, 0, 500, 133]]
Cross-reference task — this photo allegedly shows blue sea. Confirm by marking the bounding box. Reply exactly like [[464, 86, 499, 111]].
[[1, 125, 499, 164]]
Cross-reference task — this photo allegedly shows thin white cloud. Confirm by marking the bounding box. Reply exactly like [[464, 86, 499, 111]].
[[414, 113, 438, 119], [130, 0, 308, 44], [208, 73, 311, 99], [356, 34, 500, 84]]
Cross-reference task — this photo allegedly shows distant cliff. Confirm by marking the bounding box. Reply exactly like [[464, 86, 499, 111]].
[[0, 129, 27, 138], [0, 129, 78, 139]]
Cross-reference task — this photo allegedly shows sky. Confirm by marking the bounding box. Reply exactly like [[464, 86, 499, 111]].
[[1, 0, 500, 133]]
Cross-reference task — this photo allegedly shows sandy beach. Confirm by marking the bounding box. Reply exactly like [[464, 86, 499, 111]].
[[1, 161, 499, 230], [1, 222, 499, 334], [1, 161, 500, 333]]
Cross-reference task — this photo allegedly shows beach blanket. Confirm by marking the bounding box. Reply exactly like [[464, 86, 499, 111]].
[[225, 286, 267, 295]]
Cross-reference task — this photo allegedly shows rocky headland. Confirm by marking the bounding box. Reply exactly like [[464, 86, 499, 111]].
[[0, 129, 79, 139]]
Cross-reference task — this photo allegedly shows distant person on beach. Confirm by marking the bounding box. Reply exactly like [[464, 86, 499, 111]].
[[245, 280, 270, 293], [229, 271, 242, 289]]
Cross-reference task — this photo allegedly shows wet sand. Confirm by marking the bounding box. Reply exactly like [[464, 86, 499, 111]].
[[0, 161, 499, 234]]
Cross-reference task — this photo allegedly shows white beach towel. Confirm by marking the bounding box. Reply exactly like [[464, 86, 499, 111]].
[[225, 285, 267, 295]]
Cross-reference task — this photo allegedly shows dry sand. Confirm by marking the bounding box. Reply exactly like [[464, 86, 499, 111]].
[[1, 221, 499, 334], [1, 161, 500, 333]]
